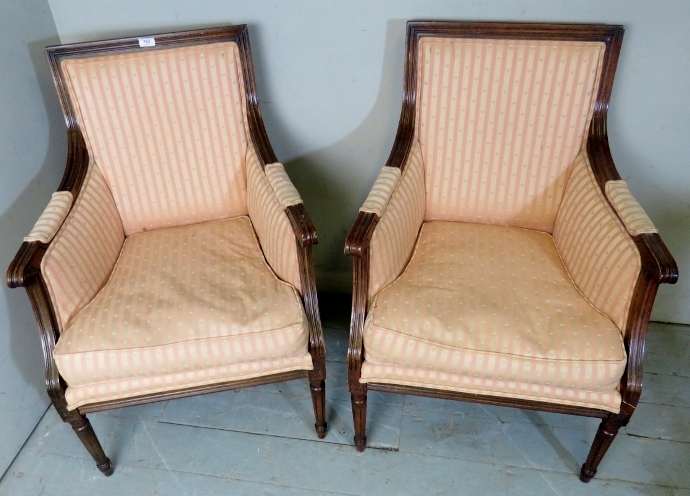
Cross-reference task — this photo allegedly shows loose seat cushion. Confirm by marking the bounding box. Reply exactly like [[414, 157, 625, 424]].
[[54, 216, 312, 409], [361, 221, 626, 412]]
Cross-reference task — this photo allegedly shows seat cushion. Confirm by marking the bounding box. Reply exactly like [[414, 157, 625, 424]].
[[54, 216, 312, 409], [361, 221, 627, 412]]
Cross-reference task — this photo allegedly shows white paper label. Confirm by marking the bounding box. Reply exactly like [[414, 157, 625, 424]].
[[138, 37, 156, 48]]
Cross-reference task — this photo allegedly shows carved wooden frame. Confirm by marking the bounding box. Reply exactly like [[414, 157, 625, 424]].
[[345, 21, 678, 482], [6, 25, 326, 476]]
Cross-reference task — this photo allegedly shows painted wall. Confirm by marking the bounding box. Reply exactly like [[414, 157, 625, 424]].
[[46, 0, 690, 323], [0, 0, 66, 475]]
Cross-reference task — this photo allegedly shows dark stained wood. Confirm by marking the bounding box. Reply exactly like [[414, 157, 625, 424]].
[[580, 414, 623, 482], [345, 20, 678, 482], [6, 24, 327, 476]]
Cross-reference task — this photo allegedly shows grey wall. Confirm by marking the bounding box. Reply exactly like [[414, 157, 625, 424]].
[[0, 0, 66, 476], [44, 0, 690, 325]]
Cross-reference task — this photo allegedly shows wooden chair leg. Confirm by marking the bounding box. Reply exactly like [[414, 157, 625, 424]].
[[65, 411, 113, 476], [580, 413, 623, 482], [308, 373, 327, 439], [351, 389, 368, 452]]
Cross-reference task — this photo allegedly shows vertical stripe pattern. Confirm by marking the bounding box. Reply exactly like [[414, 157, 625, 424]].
[[42, 166, 125, 330], [360, 166, 402, 216], [553, 150, 641, 333], [605, 180, 658, 236], [361, 221, 626, 413], [265, 163, 303, 208], [53, 216, 312, 410], [61, 42, 249, 235], [24, 191, 73, 243], [368, 141, 426, 299], [246, 146, 302, 292], [417, 38, 604, 232]]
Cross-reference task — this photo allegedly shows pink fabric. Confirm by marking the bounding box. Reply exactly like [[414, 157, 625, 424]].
[[417, 38, 604, 232], [42, 165, 125, 330], [554, 150, 641, 333], [362, 221, 626, 413], [368, 140, 426, 299], [54, 216, 312, 409], [61, 42, 250, 235], [246, 145, 302, 292]]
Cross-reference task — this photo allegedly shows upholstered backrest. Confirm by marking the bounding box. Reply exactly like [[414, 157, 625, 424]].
[[416, 37, 604, 232], [61, 42, 249, 235]]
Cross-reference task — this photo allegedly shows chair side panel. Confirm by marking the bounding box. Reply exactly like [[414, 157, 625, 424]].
[[368, 140, 426, 299], [41, 165, 125, 330], [417, 37, 604, 232], [60, 42, 249, 235], [246, 145, 302, 292], [553, 149, 640, 333]]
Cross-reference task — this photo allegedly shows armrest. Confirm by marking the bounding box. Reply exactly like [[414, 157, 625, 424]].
[[605, 181, 678, 284], [345, 139, 426, 378], [245, 144, 324, 362], [246, 145, 306, 292], [554, 144, 678, 416], [5, 134, 124, 409]]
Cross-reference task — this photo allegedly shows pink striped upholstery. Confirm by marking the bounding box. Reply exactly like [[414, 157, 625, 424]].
[[246, 146, 302, 292], [605, 180, 658, 236], [265, 163, 303, 208], [362, 221, 626, 412], [360, 167, 401, 216], [54, 216, 312, 409], [360, 363, 621, 412], [417, 38, 604, 231], [24, 191, 73, 244], [61, 42, 249, 235], [554, 150, 641, 333], [368, 141, 426, 299], [42, 165, 125, 330]]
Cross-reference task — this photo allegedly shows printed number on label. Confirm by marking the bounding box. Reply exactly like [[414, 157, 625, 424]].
[[138, 37, 156, 48]]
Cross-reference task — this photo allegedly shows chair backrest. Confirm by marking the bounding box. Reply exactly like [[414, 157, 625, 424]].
[[410, 23, 614, 232], [52, 28, 256, 235]]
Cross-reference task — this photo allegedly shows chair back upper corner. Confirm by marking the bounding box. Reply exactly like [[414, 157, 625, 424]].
[[407, 22, 621, 232], [50, 27, 257, 236]]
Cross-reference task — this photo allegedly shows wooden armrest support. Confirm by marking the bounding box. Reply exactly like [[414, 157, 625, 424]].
[[7, 130, 88, 290], [7, 242, 43, 288], [638, 233, 678, 285], [344, 212, 378, 258], [286, 203, 318, 247]]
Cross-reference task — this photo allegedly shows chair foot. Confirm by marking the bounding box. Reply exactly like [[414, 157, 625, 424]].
[[580, 413, 622, 482], [309, 375, 327, 439], [354, 434, 367, 452], [351, 390, 367, 451], [97, 459, 114, 477], [66, 411, 114, 476]]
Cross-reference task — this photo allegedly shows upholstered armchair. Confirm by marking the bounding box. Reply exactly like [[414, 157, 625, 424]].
[[345, 21, 677, 482], [7, 25, 326, 476]]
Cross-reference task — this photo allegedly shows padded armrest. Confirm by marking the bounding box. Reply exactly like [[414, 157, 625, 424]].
[[553, 150, 644, 334], [38, 165, 125, 330], [23, 192, 74, 244], [359, 167, 402, 217], [246, 145, 304, 292], [346, 140, 426, 301], [605, 181, 658, 236]]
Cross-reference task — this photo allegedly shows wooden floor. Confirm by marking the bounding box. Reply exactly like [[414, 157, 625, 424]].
[[1, 296, 689, 495]]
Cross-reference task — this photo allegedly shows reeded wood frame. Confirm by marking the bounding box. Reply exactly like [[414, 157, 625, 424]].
[[345, 21, 678, 482], [6, 25, 326, 476]]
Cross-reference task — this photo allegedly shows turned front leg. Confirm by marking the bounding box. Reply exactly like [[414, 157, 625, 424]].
[[580, 414, 623, 482], [66, 411, 113, 476]]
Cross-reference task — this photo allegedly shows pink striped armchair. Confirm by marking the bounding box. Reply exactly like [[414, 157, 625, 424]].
[[7, 25, 326, 476], [345, 21, 677, 482]]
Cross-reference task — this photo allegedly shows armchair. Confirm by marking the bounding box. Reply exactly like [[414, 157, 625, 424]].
[[7, 25, 327, 476], [345, 21, 677, 482]]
